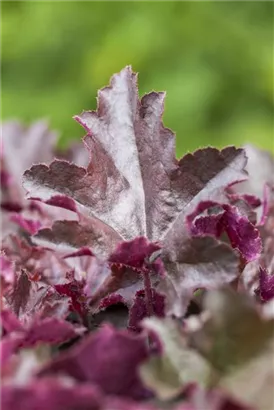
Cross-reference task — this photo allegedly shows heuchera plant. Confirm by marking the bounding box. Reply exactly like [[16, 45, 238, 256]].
[[1, 67, 274, 410]]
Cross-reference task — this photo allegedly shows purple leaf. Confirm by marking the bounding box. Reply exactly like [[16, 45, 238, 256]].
[[2, 235, 72, 286], [2, 263, 70, 325], [82, 237, 164, 310], [1, 308, 83, 353], [55, 275, 88, 316], [23, 67, 246, 315], [255, 267, 274, 303], [1, 335, 22, 368], [187, 202, 262, 262], [38, 324, 151, 400], [228, 193, 261, 210], [128, 289, 165, 332], [1, 309, 23, 333], [159, 236, 238, 317], [108, 237, 163, 272], [10, 214, 41, 235], [1, 380, 102, 410], [34, 218, 121, 258], [20, 317, 84, 347]]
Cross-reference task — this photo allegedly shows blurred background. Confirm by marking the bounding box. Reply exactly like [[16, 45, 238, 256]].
[[2, 1, 273, 156]]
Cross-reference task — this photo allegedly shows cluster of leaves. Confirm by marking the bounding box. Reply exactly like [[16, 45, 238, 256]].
[[1, 67, 274, 410]]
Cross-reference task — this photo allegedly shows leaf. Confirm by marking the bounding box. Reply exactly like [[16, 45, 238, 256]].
[[1, 310, 83, 352], [139, 318, 211, 401], [85, 237, 164, 306], [1, 380, 102, 410], [234, 145, 274, 200], [23, 67, 247, 315], [1, 309, 23, 333], [9, 214, 41, 235], [22, 318, 84, 348], [23, 68, 248, 245], [219, 338, 274, 410], [254, 267, 274, 303], [34, 218, 121, 259], [38, 324, 151, 400], [1, 334, 22, 368], [128, 289, 165, 332], [187, 202, 262, 262], [55, 274, 88, 316], [2, 120, 57, 206], [159, 236, 238, 317], [2, 235, 73, 286], [189, 288, 274, 374], [2, 260, 70, 325]]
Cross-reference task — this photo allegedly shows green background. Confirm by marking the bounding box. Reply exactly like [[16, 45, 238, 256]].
[[2, 1, 273, 156]]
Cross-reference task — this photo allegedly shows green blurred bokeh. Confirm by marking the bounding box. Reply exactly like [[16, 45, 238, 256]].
[[1, 1, 273, 156]]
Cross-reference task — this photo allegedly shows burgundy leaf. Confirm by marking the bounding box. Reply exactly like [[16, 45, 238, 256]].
[[223, 207, 261, 262], [4, 269, 39, 319], [227, 193, 261, 210], [99, 293, 125, 309], [187, 202, 262, 262], [64, 247, 94, 258], [1, 380, 101, 410], [55, 277, 87, 316], [10, 214, 41, 235], [159, 236, 238, 317], [84, 237, 164, 307], [128, 289, 165, 332], [20, 317, 84, 348], [38, 324, 151, 400], [2, 235, 71, 286], [1, 307, 83, 354], [255, 267, 274, 303], [1, 309, 23, 333], [34, 218, 121, 258], [108, 236, 164, 274], [23, 67, 248, 315], [1, 334, 23, 368], [3, 265, 70, 326]]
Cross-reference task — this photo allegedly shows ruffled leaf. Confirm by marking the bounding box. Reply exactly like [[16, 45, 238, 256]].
[[187, 202, 262, 262], [23, 67, 247, 315], [128, 289, 165, 332]]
